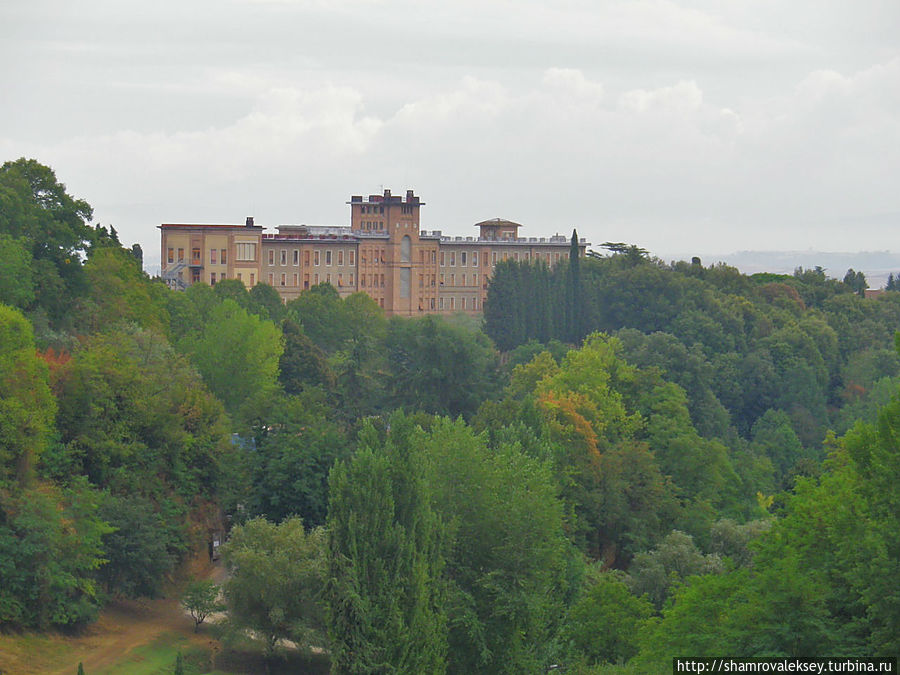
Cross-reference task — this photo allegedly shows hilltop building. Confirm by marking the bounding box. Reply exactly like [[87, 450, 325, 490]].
[[159, 189, 588, 316]]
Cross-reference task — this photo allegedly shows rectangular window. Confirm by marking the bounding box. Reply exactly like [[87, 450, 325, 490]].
[[514, 252, 519, 262], [419, 274, 424, 287], [178, 247, 184, 262], [305, 250, 310, 266], [314, 273, 319, 284], [450, 252, 456, 266], [361, 276, 366, 287], [268, 273, 274, 285], [440, 251, 445, 266], [326, 250, 332, 266], [350, 273, 354, 286], [314, 250, 320, 266], [192, 268, 200, 283], [280, 250, 287, 266], [349, 250, 355, 266], [237, 272, 243, 282], [293, 250, 299, 265], [167, 248, 174, 263], [462, 297, 467, 310], [338, 273, 343, 287], [473, 273, 478, 286], [380, 274, 385, 288], [293, 273, 298, 286], [462, 273, 466, 286], [221, 249, 227, 264], [473, 297, 478, 310], [210, 272, 217, 285], [460, 251, 467, 266], [492, 252, 497, 265], [450, 297, 455, 310], [210, 249, 217, 264], [280, 273, 286, 286], [431, 275, 436, 287], [326, 273, 331, 284], [236, 243, 256, 262], [399, 269, 413, 314], [268, 250, 275, 265], [482, 251, 488, 266], [191, 248, 201, 264], [420, 250, 425, 264], [431, 250, 436, 263], [304, 273, 310, 289], [250, 273, 255, 286], [439, 297, 444, 310], [338, 250, 344, 266], [473, 250, 478, 267], [450, 274, 455, 286]]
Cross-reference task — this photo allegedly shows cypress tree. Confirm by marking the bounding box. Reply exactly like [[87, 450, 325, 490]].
[[567, 229, 582, 343]]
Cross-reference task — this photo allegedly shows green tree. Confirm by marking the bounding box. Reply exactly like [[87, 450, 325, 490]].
[[626, 530, 723, 608], [0, 234, 34, 308], [0, 158, 95, 325], [421, 418, 571, 674], [278, 319, 336, 395], [178, 298, 283, 426], [0, 480, 112, 629], [386, 315, 500, 419], [181, 578, 222, 632], [564, 570, 653, 665], [222, 517, 327, 666], [97, 494, 177, 598], [0, 304, 56, 486], [326, 415, 447, 674], [249, 282, 286, 322], [82, 245, 168, 334], [54, 324, 231, 499], [248, 393, 348, 527]]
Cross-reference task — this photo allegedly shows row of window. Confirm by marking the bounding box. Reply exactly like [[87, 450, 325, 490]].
[[437, 249, 562, 267], [166, 244, 257, 265], [167, 242, 564, 271], [265, 272, 357, 289], [439, 296, 478, 311], [266, 248, 357, 267]]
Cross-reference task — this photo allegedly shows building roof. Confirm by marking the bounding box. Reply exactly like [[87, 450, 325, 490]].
[[474, 218, 522, 228], [158, 223, 262, 230]]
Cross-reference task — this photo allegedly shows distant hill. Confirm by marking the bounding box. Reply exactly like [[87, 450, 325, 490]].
[[679, 250, 900, 291]]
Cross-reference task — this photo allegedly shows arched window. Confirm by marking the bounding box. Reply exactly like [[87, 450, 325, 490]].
[[401, 235, 411, 263]]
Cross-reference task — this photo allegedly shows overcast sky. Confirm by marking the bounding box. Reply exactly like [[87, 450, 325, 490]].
[[2, 0, 899, 270]]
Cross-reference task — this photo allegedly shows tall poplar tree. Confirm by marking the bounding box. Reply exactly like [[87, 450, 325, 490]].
[[326, 414, 447, 674]]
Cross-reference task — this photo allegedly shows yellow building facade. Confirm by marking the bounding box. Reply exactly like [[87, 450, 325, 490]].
[[159, 190, 587, 316]]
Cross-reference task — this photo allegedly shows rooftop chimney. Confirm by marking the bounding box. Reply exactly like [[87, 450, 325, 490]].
[[246, 216, 254, 227]]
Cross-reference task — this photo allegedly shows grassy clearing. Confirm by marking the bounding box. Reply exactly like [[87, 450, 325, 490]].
[[0, 602, 330, 675]]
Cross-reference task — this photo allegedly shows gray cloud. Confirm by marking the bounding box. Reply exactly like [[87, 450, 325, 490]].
[[2, 0, 898, 267]]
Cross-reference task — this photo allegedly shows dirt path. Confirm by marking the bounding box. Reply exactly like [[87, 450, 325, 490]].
[[0, 560, 225, 675]]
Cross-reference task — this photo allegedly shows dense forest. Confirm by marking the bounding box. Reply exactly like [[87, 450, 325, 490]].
[[1, 158, 899, 673]]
